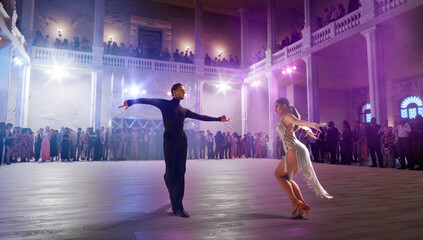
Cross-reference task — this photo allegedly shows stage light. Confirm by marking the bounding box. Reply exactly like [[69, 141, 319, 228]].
[[124, 88, 129, 93], [287, 68, 292, 73], [142, 90, 147, 94], [130, 86, 139, 95], [46, 65, 69, 80], [167, 91, 171, 96], [13, 56, 23, 66], [251, 81, 261, 87], [282, 70, 286, 75], [293, 66, 297, 70], [217, 82, 231, 92]]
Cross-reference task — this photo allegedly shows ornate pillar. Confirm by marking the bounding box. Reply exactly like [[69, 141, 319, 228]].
[[239, 7, 249, 68], [199, 80, 205, 130], [303, 54, 320, 122], [302, 0, 317, 49], [90, 69, 103, 130], [21, 0, 35, 45], [92, 0, 105, 65], [194, 0, 204, 75], [0, 44, 13, 123], [90, 0, 105, 129], [361, 26, 387, 123], [267, 0, 276, 53], [111, 72, 125, 129], [267, 72, 278, 158], [241, 83, 248, 136], [15, 64, 31, 126]]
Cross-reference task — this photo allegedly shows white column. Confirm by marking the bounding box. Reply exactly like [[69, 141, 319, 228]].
[[15, 64, 31, 127], [92, 0, 105, 65], [239, 7, 249, 68], [90, 70, 103, 130], [241, 83, 248, 136], [111, 72, 125, 129], [21, 0, 35, 44], [194, 0, 204, 75], [199, 80, 205, 130], [303, 54, 320, 122], [267, 72, 278, 158], [267, 0, 276, 53], [302, 0, 317, 49], [0, 44, 13, 123], [361, 26, 387, 123]]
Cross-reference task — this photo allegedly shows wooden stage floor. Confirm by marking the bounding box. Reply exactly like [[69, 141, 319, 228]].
[[0, 159, 422, 240]]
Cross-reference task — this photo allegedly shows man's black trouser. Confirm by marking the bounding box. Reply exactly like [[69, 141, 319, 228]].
[[163, 133, 187, 212], [397, 137, 414, 169]]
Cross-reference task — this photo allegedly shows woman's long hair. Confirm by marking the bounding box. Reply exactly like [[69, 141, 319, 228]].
[[276, 97, 301, 131]]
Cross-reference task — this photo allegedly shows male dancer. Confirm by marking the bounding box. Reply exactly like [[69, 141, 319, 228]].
[[119, 83, 229, 218]]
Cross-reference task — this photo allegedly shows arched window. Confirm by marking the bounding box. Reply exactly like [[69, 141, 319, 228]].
[[400, 96, 423, 119], [360, 103, 371, 123]]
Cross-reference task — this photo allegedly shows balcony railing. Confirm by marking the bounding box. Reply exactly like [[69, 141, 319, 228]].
[[312, 9, 361, 46], [31, 46, 242, 78], [376, 0, 411, 15], [204, 66, 243, 79], [247, 59, 267, 77], [32, 47, 93, 65]]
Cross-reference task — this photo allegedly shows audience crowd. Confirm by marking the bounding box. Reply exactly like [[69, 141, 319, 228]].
[[32, 31, 239, 68], [1, 114, 421, 170], [0, 122, 270, 165], [285, 116, 423, 170]]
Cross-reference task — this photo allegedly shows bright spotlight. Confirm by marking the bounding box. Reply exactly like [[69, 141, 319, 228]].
[[167, 91, 171, 96], [282, 70, 286, 75], [217, 82, 230, 92], [130, 86, 139, 95], [46, 65, 69, 80], [124, 88, 129, 93], [287, 68, 292, 73], [293, 66, 297, 70], [142, 90, 147, 94]]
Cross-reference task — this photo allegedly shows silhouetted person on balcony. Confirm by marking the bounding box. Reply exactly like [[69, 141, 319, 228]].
[[204, 53, 211, 66], [348, 0, 361, 13]]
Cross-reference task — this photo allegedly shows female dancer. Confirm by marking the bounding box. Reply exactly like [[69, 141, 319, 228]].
[[274, 98, 332, 219]]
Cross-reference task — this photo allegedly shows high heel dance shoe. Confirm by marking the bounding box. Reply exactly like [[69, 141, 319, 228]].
[[291, 200, 305, 219], [300, 203, 311, 219]]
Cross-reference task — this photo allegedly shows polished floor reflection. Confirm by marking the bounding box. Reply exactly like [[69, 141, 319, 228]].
[[0, 159, 422, 240]]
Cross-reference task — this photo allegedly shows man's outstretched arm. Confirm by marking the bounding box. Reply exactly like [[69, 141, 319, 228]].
[[118, 98, 165, 110], [186, 109, 230, 122]]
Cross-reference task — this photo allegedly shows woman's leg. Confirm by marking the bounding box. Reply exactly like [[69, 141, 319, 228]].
[[274, 150, 300, 207], [290, 178, 305, 204]]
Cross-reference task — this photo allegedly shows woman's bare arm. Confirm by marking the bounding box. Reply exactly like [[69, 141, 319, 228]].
[[284, 114, 325, 131]]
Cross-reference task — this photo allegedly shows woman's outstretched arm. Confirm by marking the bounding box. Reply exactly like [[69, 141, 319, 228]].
[[284, 114, 325, 131]]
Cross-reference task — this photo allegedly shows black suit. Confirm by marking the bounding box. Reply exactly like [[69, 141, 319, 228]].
[[127, 97, 221, 211], [327, 127, 339, 164], [367, 123, 383, 167]]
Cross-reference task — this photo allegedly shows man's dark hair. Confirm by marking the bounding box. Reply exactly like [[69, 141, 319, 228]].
[[171, 83, 183, 97]]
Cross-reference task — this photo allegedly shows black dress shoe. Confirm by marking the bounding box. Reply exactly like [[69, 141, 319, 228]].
[[173, 209, 190, 218]]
